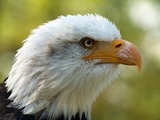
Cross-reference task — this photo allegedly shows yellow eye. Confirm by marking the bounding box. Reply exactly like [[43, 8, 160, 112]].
[[80, 37, 95, 49]]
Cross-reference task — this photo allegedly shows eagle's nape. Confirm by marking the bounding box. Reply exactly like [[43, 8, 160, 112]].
[[0, 78, 88, 120]]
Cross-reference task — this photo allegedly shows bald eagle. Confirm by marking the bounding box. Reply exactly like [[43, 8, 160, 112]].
[[0, 14, 142, 120]]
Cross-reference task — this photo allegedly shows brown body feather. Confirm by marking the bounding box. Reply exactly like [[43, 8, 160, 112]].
[[0, 78, 35, 120]]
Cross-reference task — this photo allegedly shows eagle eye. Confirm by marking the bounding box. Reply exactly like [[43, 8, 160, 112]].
[[80, 37, 95, 49]]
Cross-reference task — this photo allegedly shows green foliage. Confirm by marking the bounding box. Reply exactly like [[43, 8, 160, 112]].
[[0, 0, 160, 120]]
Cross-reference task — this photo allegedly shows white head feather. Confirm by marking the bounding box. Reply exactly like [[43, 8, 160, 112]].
[[6, 14, 121, 120]]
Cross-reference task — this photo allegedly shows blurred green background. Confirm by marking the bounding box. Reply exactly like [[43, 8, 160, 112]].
[[0, 0, 160, 120]]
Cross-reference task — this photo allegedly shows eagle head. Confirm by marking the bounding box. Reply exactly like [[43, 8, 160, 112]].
[[5, 14, 142, 120]]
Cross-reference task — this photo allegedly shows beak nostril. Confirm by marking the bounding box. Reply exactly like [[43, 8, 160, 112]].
[[115, 43, 122, 48]]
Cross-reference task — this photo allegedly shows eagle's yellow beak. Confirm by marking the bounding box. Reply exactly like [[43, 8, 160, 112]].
[[84, 39, 142, 72]]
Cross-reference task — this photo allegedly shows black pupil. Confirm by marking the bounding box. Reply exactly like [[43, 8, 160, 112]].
[[87, 40, 92, 45]]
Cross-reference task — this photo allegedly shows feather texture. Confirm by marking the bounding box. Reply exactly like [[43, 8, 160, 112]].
[[4, 14, 121, 120]]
